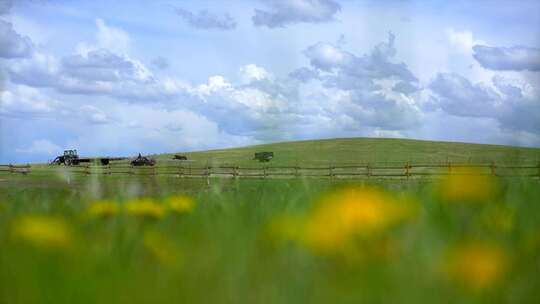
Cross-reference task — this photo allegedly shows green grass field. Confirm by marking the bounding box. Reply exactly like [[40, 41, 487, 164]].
[[158, 137, 540, 166], [1, 138, 540, 303]]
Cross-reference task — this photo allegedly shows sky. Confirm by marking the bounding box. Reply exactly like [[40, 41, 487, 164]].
[[1, 0, 539, 163]]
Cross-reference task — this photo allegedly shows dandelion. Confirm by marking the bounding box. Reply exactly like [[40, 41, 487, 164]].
[[125, 198, 166, 219], [143, 230, 182, 267], [288, 187, 417, 253], [166, 195, 196, 214], [11, 215, 72, 250], [439, 167, 497, 202], [443, 242, 508, 290], [86, 200, 119, 219]]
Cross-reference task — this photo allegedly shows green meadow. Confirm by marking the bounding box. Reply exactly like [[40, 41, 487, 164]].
[[1, 138, 539, 303]]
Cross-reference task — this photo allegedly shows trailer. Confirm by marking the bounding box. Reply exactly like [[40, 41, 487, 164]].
[[50, 150, 125, 166]]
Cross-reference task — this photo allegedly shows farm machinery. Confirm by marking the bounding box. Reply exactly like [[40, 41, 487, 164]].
[[50, 150, 125, 166], [172, 154, 188, 160], [254, 152, 274, 162], [131, 153, 156, 166]]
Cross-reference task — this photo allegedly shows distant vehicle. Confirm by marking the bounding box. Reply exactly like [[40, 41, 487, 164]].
[[50, 150, 124, 166], [173, 154, 188, 160], [131, 153, 156, 166], [254, 152, 274, 162]]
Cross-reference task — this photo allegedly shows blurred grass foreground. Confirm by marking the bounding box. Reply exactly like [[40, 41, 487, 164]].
[[0, 171, 539, 303]]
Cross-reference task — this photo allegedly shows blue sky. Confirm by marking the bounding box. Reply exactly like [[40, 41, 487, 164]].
[[1, 0, 539, 163]]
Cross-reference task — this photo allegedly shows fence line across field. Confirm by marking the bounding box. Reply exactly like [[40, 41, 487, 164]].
[[1, 162, 540, 179]]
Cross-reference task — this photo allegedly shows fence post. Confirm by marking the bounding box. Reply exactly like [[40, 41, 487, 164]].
[[263, 166, 267, 179], [490, 161, 496, 176], [233, 166, 238, 179], [537, 161, 540, 181], [329, 165, 334, 179], [8, 164, 12, 174], [367, 163, 371, 178], [405, 162, 410, 179], [448, 161, 452, 175]]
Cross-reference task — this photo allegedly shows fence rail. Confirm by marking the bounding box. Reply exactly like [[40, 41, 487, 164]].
[[1, 162, 540, 180]]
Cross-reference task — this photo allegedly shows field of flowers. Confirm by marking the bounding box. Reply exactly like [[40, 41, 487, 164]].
[[0, 172, 539, 303]]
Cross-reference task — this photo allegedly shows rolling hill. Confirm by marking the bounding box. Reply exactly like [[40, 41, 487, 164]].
[[157, 137, 540, 166]]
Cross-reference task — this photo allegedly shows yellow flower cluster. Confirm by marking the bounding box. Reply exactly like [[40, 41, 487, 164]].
[[273, 186, 418, 254], [166, 195, 196, 214], [439, 167, 497, 202], [11, 215, 72, 250], [125, 198, 167, 219], [443, 242, 508, 290], [84, 195, 197, 220], [86, 200, 119, 219]]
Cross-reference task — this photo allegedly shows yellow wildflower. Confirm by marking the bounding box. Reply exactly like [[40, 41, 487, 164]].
[[443, 242, 508, 290], [125, 198, 166, 219], [439, 167, 497, 202], [86, 200, 119, 219], [299, 187, 417, 253], [143, 230, 182, 267], [11, 215, 72, 249], [166, 195, 196, 214]]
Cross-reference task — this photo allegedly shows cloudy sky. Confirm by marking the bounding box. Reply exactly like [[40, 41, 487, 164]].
[[1, 0, 539, 163]]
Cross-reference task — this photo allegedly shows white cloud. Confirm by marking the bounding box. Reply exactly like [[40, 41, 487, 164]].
[[446, 28, 479, 55], [0, 86, 60, 117], [16, 139, 62, 155], [175, 8, 237, 30], [239, 64, 271, 83], [95, 19, 130, 54], [0, 20, 33, 58], [253, 0, 341, 28], [303, 42, 353, 71], [473, 45, 540, 71]]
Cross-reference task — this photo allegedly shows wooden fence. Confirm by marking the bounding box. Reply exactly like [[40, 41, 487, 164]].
[[1, 162, 540, 179]]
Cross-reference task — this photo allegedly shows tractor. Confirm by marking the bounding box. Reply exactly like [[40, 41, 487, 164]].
[[254, 152, 274, 162], [51, 150, 80, 166]]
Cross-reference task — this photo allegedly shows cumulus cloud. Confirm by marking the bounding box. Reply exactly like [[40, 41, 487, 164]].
[[473, 45, 540, 71], [252, 0, 340, 28], [0, 0, 13, 15], [0, 84, 114, 125], [175, 8, 236, 30], [95, 18, 130, 54], [16, 139, 62, 155], [288, 67, 320, 82], [0, 86, 60, 117], [297, 33, 421, 130], [303, 42, 353, 71], [429, 73, 540, 134], [239, 64, 271, 82], [0, 20, 34, 58], [446, 28, 485, 55], [62, 49, 152, 83]]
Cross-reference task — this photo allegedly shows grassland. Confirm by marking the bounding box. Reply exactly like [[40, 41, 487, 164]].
[[158, 137, 540, 166], [1, 138, 540, 303]]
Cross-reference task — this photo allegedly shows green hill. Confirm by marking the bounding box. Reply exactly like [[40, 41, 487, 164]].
[[158, 138, 540, 166]]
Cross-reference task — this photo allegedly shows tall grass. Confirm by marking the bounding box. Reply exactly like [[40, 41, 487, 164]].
[[0, 174, 539, 303]]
